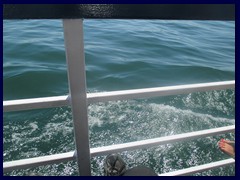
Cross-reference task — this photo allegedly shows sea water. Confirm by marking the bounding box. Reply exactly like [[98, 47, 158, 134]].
[[3, 19, 235, 176]]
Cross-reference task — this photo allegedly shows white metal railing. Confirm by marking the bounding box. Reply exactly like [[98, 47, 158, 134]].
[[63, 19, 91, 175], [3, 80, 235, 112], [3, 19, 235, 176], [3, 125, 235, 173], [158, 159, 235, 176]]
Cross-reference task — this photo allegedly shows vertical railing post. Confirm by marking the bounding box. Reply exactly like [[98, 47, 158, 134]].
[[63, 19, 91, 176]]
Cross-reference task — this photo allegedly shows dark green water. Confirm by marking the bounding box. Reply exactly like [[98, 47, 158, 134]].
[[3, 20, 235, 176]]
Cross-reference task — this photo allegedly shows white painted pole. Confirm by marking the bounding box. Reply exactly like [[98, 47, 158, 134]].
[[63, 19, 91, 176]]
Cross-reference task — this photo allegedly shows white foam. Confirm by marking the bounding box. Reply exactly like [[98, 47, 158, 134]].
[[29, 122, 38, 132], [149, 103, 235, 124]]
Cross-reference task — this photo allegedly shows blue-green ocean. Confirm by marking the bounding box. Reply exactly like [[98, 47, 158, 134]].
[[3, 20, 235, 176]]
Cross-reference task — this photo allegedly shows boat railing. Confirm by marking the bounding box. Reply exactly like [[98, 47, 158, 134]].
[[3, 4, 235, 176], [3, 81, 235, 174]]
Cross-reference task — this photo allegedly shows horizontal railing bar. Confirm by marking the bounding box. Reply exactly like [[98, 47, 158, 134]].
[[87, 80, 235, 104], [90, 125, 235, 157], [3, 125, 234, 173], [3, 151, 75, 173], [3, 95, 70, 112], [158, 158, 235, 176], [3, 81, 235, 112]]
